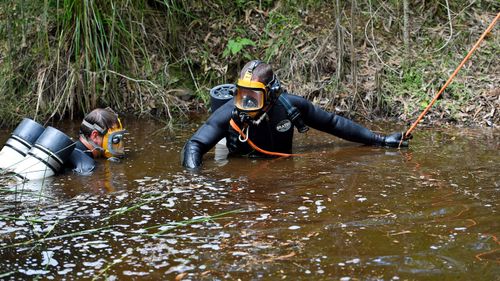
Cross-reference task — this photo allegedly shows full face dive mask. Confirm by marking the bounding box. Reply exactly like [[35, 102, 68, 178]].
[[235, 79, 267, 113], [102, 121, 126, 158], [81, 118, 126, 158], [234, 61, 281, 123]]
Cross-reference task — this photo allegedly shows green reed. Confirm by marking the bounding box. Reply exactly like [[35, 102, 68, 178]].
[[0, 271, 16, 279], [91, 251, 130, 281], [0, 215, 45, 224], [144, 208, 243, 236], [0, 208, 242, 250], [101, 193, 166, 221], [0, 225, 114, 250]]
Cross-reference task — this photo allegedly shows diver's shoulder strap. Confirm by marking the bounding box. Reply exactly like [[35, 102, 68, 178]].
[[278, 93, 309, 133]]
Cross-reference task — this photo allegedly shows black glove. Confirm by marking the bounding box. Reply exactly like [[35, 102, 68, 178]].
[[382, 132, 411, 147], [181, 141, 203, 169]]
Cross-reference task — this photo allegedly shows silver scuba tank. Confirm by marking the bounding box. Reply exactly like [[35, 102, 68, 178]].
[[0, 118, 46, 171], [12, 126, 75, 180]]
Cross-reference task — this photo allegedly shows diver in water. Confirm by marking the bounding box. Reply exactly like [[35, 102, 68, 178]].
[[69, 107, 127, 175], [0, 107, 126, 180], [181, 60, 411, 169]]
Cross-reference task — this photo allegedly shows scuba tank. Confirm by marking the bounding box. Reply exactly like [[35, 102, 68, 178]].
[[210, 84, 236, 113], [0, 118, 45, 171], [13, 126, 75, 180], [210, 84, 236, 158]]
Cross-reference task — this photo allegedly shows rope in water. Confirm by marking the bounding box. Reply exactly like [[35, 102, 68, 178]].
[[404, 12, 499, 138]]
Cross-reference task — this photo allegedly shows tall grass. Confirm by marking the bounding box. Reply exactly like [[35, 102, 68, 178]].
[[0, 0, 497, 126], [0, 0, 195, 126]]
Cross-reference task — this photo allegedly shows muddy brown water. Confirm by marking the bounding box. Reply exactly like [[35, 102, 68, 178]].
[[0, 116, 498, 280]]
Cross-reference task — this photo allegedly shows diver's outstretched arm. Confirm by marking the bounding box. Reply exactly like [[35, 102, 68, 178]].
[[286, 94, 409, 147]]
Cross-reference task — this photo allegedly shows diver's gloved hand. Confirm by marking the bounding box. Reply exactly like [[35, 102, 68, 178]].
[[382, 132, 411, 147], [181, 141, 203, 170]]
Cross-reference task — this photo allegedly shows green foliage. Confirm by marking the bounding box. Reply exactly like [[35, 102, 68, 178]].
[[234, 0, 253, 10], [383, 62, 431, 113], [223, 37, 255, 59], [401, 68, 425, 96], [386, 66, 425, 95], [262, 10, 301, 61], [0, 0, 497, 126], [383, 54, 478, 118], [446, 81, 472, 104]]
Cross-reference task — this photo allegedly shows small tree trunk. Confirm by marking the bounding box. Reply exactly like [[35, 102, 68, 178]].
[[335, 0, 344, 83], [403, 0, 410, 58], [350, 0, 358, 97]]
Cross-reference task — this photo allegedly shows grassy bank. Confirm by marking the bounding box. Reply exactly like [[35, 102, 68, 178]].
[[0, 0, 498, 127]]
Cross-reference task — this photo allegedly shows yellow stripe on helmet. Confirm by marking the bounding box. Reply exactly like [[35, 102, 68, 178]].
[[236, 79, 266, 91]]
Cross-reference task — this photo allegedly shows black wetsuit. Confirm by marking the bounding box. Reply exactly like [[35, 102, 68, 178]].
[[182, 92, 387, 169], [67, 140, 95, 175]]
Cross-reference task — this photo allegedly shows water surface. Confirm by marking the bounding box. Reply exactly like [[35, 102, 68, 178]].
[[0, 116, 498, 280]]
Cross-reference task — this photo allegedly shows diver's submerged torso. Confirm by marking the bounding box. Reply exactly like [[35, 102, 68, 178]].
[[183, 92, 385, 169], [227, 101, 294, 156], [67, 140, 96, 175]]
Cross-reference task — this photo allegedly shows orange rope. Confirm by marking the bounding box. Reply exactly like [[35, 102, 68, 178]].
[[405, 12, 500, 138], [475, 248, 500, 262], [229, 119, 303, 157]]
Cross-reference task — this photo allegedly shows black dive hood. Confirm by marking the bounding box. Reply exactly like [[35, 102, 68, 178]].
[[0, 118, 45, 170], [210, 84, 235, 113], [13, 126, 75, 180]]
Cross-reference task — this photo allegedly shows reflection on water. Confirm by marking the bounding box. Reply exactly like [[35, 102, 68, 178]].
[[0, 117, 499, 280]]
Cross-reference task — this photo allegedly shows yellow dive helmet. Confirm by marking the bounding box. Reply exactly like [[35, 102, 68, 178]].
[[235, 60, 281, 113], [81, 118, 126, 158], [101, 118, 126, 158]]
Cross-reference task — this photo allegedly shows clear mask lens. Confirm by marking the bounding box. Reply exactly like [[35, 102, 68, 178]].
[[112, 134, 123, 144], [103, 129, 126, 158], [235, 87, 265, 111]]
